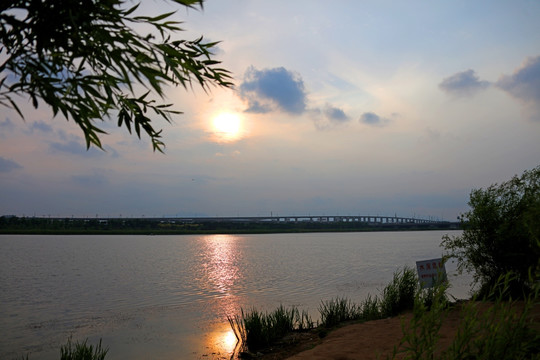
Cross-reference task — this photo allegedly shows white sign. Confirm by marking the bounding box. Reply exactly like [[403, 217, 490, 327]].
[[416, 258, 446, 289]]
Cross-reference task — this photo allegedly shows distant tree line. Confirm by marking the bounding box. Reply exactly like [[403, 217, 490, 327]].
[[0, 215, 459, 235]]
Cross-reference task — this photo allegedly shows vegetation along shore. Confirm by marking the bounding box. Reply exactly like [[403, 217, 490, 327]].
[[0, 216, 459, 235]]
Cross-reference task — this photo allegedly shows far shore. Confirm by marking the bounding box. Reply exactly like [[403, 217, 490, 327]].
[[0, 217, 460, 235]]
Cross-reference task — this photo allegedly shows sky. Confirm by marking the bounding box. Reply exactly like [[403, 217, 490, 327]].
[[1, 0, 540, 220]]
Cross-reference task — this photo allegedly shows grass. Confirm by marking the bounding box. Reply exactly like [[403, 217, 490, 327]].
[[318, 267, 419, 328], [60, 337, 108, 360], [228, 305, 314, 352], [14, 338, 108, 360], [379, 266, 418, 317], [319, 297, 362, 328]]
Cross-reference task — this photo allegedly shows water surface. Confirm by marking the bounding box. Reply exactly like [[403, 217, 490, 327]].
[[0, 231, 468, 359]]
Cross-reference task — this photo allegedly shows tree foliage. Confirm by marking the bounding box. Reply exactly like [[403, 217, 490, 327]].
[[0, 0, 233, 151], [442, 165, 540, 297]]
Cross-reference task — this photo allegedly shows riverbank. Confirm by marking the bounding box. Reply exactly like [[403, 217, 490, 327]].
[[249, 301, 540, 360], [0, 216, 460, 235]]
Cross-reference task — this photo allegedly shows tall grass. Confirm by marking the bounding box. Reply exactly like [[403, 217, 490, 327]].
[[379, 266, 418, 318], [60, 338, 108, 360], [228, 305, 314, 352], [14, 338, 108, 360], [319, 297, 361, 328], [318, 267, 418, 328]]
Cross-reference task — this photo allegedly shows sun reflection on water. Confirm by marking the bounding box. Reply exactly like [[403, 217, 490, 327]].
[[200, 235, 243, 357], [204, 324, 240, 359], [203, 234, 241, 299]]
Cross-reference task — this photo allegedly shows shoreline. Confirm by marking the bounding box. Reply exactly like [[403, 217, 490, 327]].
[[241, 300, 540, 360], [0, 220, 460, 235]]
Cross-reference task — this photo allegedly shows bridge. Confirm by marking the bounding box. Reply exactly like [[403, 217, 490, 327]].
[[161, 215, 447, 225]]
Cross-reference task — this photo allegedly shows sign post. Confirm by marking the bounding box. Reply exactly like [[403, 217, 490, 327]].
[[416, 258, 446, 289]]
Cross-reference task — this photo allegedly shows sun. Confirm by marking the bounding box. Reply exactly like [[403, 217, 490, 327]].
[[212, 112, 242, 141]]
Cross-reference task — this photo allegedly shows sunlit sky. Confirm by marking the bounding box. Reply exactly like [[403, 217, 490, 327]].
[[1, 0, 539, 220]]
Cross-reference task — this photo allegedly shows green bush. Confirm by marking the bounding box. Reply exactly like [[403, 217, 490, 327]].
[[442, 165, 540, 298]]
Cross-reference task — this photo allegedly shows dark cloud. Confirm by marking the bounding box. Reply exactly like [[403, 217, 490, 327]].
[[439, 69, 490, 95], [0, 156, 22, 172], [359, 112, 389, 126], [323, 104, 349, 123], [239, 66, 307, 114], [496, 55, 540, 104]]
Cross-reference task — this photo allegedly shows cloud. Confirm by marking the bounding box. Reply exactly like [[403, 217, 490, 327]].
[[311, 104, 350, 130], [439, 69, 490, 96], [323, 104, 349, 123], [49, 140, 105, 158], [48, 135, 119, 157], [0, 118, 16, 138], [496, 55, 540, 105], [239, 66, 307, 114], [0, 156, 22, 172], [359, 112, 389, 126], [30, 121, 53, 133], [0, 117, 15, 130]]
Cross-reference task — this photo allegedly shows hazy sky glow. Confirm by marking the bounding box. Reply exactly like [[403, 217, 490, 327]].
[[1, 0, 539, 220]]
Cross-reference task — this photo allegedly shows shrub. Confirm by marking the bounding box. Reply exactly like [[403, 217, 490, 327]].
[[442, 165, 540, 298]]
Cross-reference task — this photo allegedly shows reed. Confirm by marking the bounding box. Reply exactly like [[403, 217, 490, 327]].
[[318, 297, 361, 328], [379, 266, 418, 317], [228, 304, 314, 352], [358, 294, 381, 321], [60, 338, 108, 360]]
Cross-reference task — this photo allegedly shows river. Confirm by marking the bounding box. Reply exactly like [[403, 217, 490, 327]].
[[0, 231, 470, 359]]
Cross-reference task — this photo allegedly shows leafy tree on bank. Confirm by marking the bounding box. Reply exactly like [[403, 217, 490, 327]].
[[442, 165, 540, 298], [0, 0, 232, 151]]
